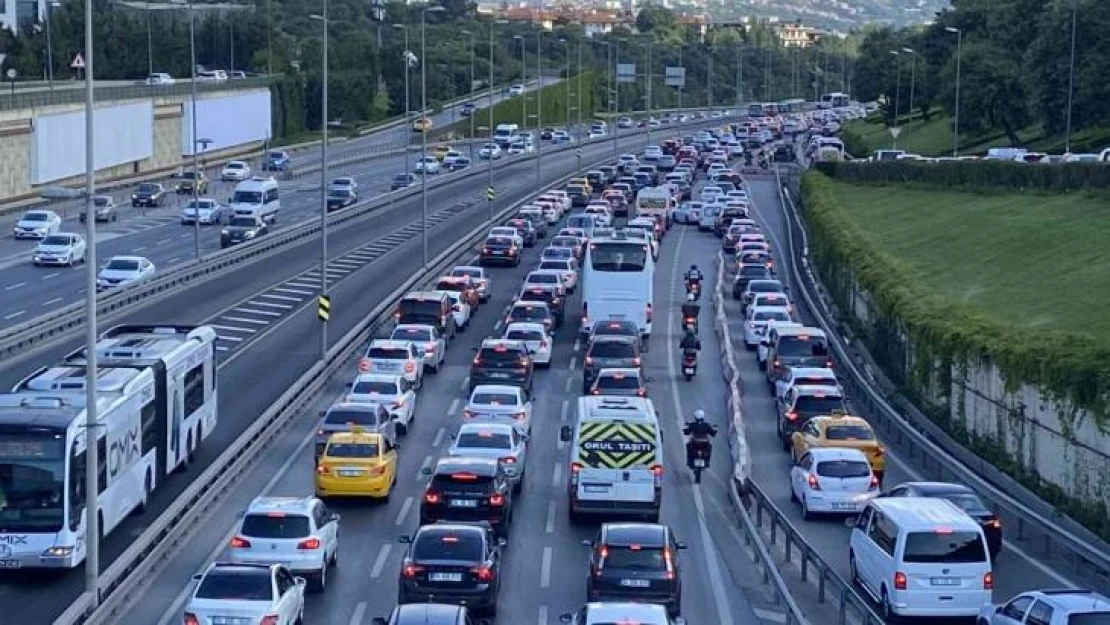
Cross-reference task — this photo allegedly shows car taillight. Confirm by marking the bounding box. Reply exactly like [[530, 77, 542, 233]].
[[358, 357, 371, 372], [298, 537, 321, 550], [983, 572, 994, 589], [183, 613, 200, 625], [424, 344, 435, 353], [584, 356, 593, 366], [462, 409, 475, 419], [317, 429, 326, 437], [637, 389, 646, 397], [229, 536, 251, 549], [489, 494, 505, 506], [472, 565, 495, 582], [424, 491, 441, 504], [367, 465, 386, 476], [664, 548, 676, 580], [825, 360, 834, 368], [632, 357, 642, 366], [403, 361, 415, 373], [651, 464, 663, 478], [869, 475, 880, 490], [513, 411, 526, 420], [806, 473, 820, 490], [590, 389, 600, 395], [986, 518, 1001, 529], [472, 357, 482, 365], [483, 247, 491, 254], [316, 465, 330, 475], [403, 563, 424, 578], [259, 616, 279, 625], [500, 456, 517, 464], [786, 411, 798, 421], [893, 571, 907, 590], [392, 398, 406, 409], [539, 339, 548, 348]]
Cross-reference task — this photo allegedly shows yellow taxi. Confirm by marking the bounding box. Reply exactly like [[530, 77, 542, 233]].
[[412, 117, 432, 132], [569, 177, 592, 194], [790, 414, 886, 482], [434, 145, 452, 161], [314, 428, 398, 500]]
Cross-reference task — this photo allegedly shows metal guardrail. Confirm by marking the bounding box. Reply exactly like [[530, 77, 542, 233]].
[[773, 170, 1110, 587], [52, 132, 642, 625]]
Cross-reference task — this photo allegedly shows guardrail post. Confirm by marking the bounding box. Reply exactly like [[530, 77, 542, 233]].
[[818, 566, 827, 603], [839, 588, 850, 625], [784, 531, 792, 563], [800, 549, 809, 582], [770, 515, 778, 546]]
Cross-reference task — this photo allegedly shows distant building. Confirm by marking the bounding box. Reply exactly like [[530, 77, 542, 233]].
[[777, 21, 823, 48], [1, 0, 48, 35]]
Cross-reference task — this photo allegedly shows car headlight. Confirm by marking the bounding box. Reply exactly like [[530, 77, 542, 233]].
[[244, 231, 256, 238], [131, 194, 137, 199], [221, 229, 229, 236]]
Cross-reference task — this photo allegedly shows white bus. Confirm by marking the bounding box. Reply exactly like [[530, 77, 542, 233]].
[[581, 231, 655, 339], [0, 325, 217, 569], [819, 92, 850, 109]]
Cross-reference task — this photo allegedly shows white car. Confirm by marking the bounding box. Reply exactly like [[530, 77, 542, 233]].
[[775, 366, 841, 401], [478, 143, 503, 160], [449, 265, 491, 302], [225, 496, 338, 592], [758, 320, 803, 368], [345, 372, 417, 434], [546, 190, 572, 211], [448, 422, 528, 489], [507, 140, 535, 155], [587, 128, 606, 139], [502, 321, 552, 367], [583, 205, 612, 227], [588, 367, 648, 397], [441, 150, 464, 168], [743, 306, 794, 348], [509, 83, 525, 96], [180, 198, 226, 225], [33, 233, 86, 267], [390, 323, 446, 372], [220, 160, 252, 181], [96, 255, 155, 291], [699, 186, 723, 203], [439, 290, 472, 332], [414, 156, 440, 174], [359, 339, 425, 388], [13, 210, 62, 240], [186, 562, 306, 624], [535, 258, 578, 292], [330, 177, 358, 192], [523, 269, 565, 292], [561, 602, 680, 625], [489, 227, 524, 248], [145, 72, 175, 85], [790, 447, 879, 518], [463, 384, 534, 434]]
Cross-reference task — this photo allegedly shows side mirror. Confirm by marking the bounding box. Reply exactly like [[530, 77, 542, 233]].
[[191, 573, 203, 581], [580, 539, 593, 547], [398, 535, 412, 544], [560, 614, 574, 624], [344, 382, 353, 388], [675, 541, 688, 550], [498, 537, 508, 548], [371, 618, 389, 625], [420, 466, 433, 476], [329, 513, 341, 523], [559, 426, 572, 442]]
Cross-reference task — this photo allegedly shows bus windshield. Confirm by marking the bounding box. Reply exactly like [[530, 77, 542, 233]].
[[232, 190, 263, 204], [589, 242, 648, 272], [0, 431, 67, 532]]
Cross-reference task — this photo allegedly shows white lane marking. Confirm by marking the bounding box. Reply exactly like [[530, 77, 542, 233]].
[[41, 273, 59, 280], [493, 320, 503, 331], [157, 238, 171, 245], [41, 297, 63, 307], [563, 376, 572, 392], [540, 547, 553, 588], [572, 338, 581, 352], [432, 427, 446, 448], [216, 346, 230, 352], [249, 300, 294, 310], [4, 282, 25, 290], [349, 601, 368, 625], [217, 334, 244, 342], [568, 358, 576, 371], [331, 260, 364, 269], [132, 246, 147, 252], [459, 376, 470, 392], [260, 293, 302, 302], [234, 307, 282, 317], [4, 311, 26, 320], [448, 398, 460, 416], [560, 400, 569, 422], [394, 496, 414, 526], [287, 281, 317, 289], [369, 545, 393, 579], [552, 462, 563, 487], [753, 608, 789, 623], [209, 323, 257, 333], [545, 501, 557, 534], [179, 233, 191, 239], [665, 225, 736, 625], [274, 287, 313, 295], [167, 257, 181, 264], [537, 606, 549, 625], [222, 316, 269, 325], [416, 455, 433, 481]]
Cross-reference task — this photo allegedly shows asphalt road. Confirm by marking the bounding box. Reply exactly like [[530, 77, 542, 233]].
[[0, 122, 728, 625], [121, 196, 785, 625], [724, 165, 1082, 609]]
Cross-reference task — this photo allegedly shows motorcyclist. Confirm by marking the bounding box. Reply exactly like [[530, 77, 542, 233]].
[[682, 410, 718, 467], [679, 330, 701, 353], [684, 264, 704, 284]]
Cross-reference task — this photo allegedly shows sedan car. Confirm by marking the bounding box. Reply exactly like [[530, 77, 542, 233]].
[[504, 301, 554, 332], [184, 562, 306, 625], [220, 160, 252, 181], [33, 233, 86, 267], [448, 266, 491, 302], [391, 324, 447, 372], [397, 523, 503, 616], [414, 156, 441, 174], [315, 401, 395, 458], [463, 384, 534, 435], [775, 366, 840, 401], [326, 187, 358, 211], [448, 422, 528, 490], [13, 210, 62, 239], [583, 523, 687, 616], [79, 195, 118, 223], [96, 255, 155, 291], [391, 173, 417, 191], [561, 603, 684, 625], [220, 215, 268, 248], [478, 143, 503, 160], [330, 177, 358, 192], [131, 182, 167, 207], [345, 372, 417, 434], [419, 458, 514, 539], [884, 482, 1004, 557], [181, 198, 225, 225], [359, 339, 424, 388], [174, 169, 209, 194], [742, 306, 794, 348], [536, 259, 578, 293], [315, 430, 398, 500], [588, 368, 648, 397], [791, 415, 886, 481]]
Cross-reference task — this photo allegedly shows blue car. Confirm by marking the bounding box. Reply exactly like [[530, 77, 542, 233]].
[[263, 150, 290, 171]]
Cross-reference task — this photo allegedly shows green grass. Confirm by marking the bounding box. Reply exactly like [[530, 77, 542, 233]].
[[824, 179, 1110, 342], [846, 111, 1110, 157], [432, 73, 595, 139]]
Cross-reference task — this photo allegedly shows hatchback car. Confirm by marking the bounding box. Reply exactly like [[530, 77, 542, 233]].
[[978, 589, 1109, 625], [131, 182, 167, 207], [588, 319, 643, 351], [463, 384, 533, 434], [536, 259, 578, 292], [743, 306, 794, 348], [372, 603, 476, 625], [516, 286, 565, 326], [790, 447, 879, 518], [185, 562, 306, 625], [774, 366, 840, 400], [589, 368, 648, 397], [33, 233, 86, 267], [448, 422, 528, 490], [13, 210, 62, 239], [501, 322, 551, 368], [359, 339, 424, 388], [227, 497, 339, 592], [470, 339, 534, 394], [96, 255, 155, 291], [345, 373, 417, 434], [582, 335, 643, 393], [419, 457, 514, 537], [505, 301, 555, 332], [582, 523, 687, 615], [220, 215, 268, 248], [397, 523, 504, 615]]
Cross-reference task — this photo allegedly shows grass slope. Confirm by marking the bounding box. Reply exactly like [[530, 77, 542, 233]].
[[824, 179, 1110, 342]]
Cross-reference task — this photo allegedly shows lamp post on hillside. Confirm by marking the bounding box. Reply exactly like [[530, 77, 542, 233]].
[[945, 26, 962, 157], [1064, 2, 1078, 153], [309, 6, 333, 360], [461, 29, 476, 160], [393, 23, 411, 178], [902, 47, 916, 122], [419, 5, 446, 269], [890, 49, 902, 149]]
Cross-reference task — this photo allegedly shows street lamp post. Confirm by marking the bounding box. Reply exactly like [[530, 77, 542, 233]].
[[945, 26, 962, 157], [187, 0, 204, 260], [677, 44, 683, 110], [461, 29, 476, 159], [513, 35, 526, 129], [706, 44, 713, 110], [902, 47, 916, 121], [891, 49, 902, 148], [309, 7, 332, 360], [738, 43, 744, 105], [393, 24, 410, 178], [576, 37, 582, 133], [535, 22, 543, 185], [644, 41, 652, 144], [1064, 2, 1077, 153], [614, 38, 625, 155], [146, 0, 153, 76], [44, 1, 59, 87], [420, 6, 446, 269]]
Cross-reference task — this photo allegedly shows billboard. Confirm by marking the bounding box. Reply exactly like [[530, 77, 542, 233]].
[[182, 89, 272, 156], [664, 66, 686, 87], [617, 63, 637, 83], [31, 101, 154, 185]]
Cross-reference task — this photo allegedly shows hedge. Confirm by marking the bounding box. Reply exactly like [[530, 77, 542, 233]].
[[815, 160, 1110, 192]]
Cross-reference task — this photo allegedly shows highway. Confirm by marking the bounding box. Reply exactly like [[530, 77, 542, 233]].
[[0, 120, 743, 625]]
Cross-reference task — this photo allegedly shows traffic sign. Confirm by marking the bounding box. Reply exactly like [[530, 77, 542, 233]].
[[317, 295, 331, 321], [889, 126, 902, 139], [70, 53, 85, 70], [486, 186, 495, 201]]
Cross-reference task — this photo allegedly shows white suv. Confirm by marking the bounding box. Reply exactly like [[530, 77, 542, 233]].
[[979, 590, 1110, 625], [227, 497, 340, 592]]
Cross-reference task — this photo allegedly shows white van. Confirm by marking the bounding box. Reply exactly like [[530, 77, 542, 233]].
[[698, 205, 722, 232], [849, 497, 993, 619], [493, 123, 519, 146], [230, 176, 280, 223], [559, 396, 663, 522]]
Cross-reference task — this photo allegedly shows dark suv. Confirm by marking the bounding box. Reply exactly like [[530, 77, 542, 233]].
[[397, 523, 504, 616], [583, 523, 687, 616], [517, 285, 565, 325], [582, 335, 642, 393], [420, 457, 513, 538], [479, 235, 520, 267], [588, 319, 642, 351], [469, 339, 534, 394], [505, 218, 538, 247], [220, 216, 268, 248], [732, 264, 773, 298]]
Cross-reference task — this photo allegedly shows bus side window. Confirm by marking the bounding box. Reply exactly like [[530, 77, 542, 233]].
[[69, 442, 86, 531], [184, 363, 206, 415]]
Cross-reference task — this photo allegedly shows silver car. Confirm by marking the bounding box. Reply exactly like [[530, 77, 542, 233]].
[[463, 384, 533, 435], [314, 401, 395, 459], [181, 198, 225, 225], [226, 496, 340, 592], [448, 422, 528, 490]]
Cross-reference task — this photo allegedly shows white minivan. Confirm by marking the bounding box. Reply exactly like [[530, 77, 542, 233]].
[[230, 176, 280, 223], [849, 497, 993, 620]]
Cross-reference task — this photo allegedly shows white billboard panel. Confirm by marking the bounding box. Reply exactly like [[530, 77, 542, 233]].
[[182, 90, 272, 156], [665, 66, 686, 87], [617, 63, 637, 83], [31, 101, 154, 185]]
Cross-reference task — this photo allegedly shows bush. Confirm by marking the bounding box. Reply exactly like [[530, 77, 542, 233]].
[[815, 160, 1110, 192], [840, 128, 873, 159]]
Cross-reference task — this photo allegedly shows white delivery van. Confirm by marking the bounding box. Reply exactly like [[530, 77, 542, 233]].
[[634, 186, 675, 222], [493, 123, 519, 146], [849, 497, 994, 619], [559, 396, 663, 522], [230, 176, 280, 223]]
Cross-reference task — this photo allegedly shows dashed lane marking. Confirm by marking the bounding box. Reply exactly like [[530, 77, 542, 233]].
[[394, 496, 414, 526], [4, 282, 25, 290], [274, 287, 312, 295], [41, 297, 63, 307], [209, 324, 257, 333], [369, 545, 392, 579], [234, 307, 282, 317], [217, 334, 244, 342], [222, 316, 268, 325]]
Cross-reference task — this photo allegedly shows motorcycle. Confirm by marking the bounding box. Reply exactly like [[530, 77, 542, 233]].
[[681, 303, 699, 334], [685, 280, 701, 302], [682, 350, 698, 381], [686, 439, 712, 484]]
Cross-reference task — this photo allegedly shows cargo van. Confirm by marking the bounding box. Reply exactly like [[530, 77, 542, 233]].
[[230, 176, 280, 223], [494, 123, 519, 147]]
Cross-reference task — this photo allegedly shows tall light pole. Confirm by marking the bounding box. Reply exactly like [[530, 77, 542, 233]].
[[764, 46, 771, 101], [561, 37, 570, 127], [902, 47, 916, 121], [146, 0, 153, 76], [1064, 2, 1077, 153], [81, 0, 100, 604], [945, 26, 962, 157], [890, 49, 902, 148], [706, 44, 713, 109], [513, 35, 526, 129], [644, 41, 652, 144], [44, 0, 58, 86], [677, 43, 684, 110], [487, 21, 499, 222], [614, 37, 625, 155], [535, 17, 543, 185], [188, 0, 203, 260], [393, 23, 410, 178], [738, 42, 745, 105], [420, 6, 446, 269], [309, 7, 332, 360], [461, 29, 476, 159], [576, 37, 583, 134]]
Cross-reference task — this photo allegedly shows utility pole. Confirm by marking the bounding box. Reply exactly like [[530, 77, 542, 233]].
[[535, 5, 543, 185]]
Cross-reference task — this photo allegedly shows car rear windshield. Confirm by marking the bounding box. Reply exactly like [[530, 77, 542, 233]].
[[815, 459, 870, 478], [794, 395, 845, 414], [750, 281, 782, 293], [195, 570, 273, 601], [527, 273, 559, 284], [477, 346, 524, 364], [1068, 614, 1110, 625], [824, 425, 874, 440], [413, 531, 483, 561], [326, 442, 379, 458], [795, 376, 837, 388], [367, 347, 409, 360], [602, 546, 665, 569], [589, 341, 636, 358], [399, 299, 441, 321], [393, 327, 432, 341], [542, 248, 572, 259], [105, 259, 139, 271], [241, 513, 311, 538], [457, 431, 512, 449], [486, 236, 513, 247], [352, 380, 396, 395], [778, 335, 829, 357], [740, 266, 769, 277], [325, 409, 380, 426], [538, 262, 568, 271], [472, 391, 518, 405], [598, 375, 640, 389], [936, 493, 991, 515], [137, 183, 159, 193], [506, 329, 544, 342], [753, 310, 792, 322], [451, 268, 481, 279], [902, 531, 987, 563], [431, 474, 495, 495], [510, 306, 548, 320]]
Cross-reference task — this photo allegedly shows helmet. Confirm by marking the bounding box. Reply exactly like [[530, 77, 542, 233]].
[[693, 409, 706, 422], [690, 264, 698, 271]]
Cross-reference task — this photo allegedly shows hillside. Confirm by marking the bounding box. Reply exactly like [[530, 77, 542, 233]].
[[707, 0, 951, 32]]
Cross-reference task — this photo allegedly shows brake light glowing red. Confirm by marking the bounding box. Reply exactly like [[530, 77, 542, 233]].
[[297, 537, 321, 550], [472, 566, 495, 582], [869, 475, 880, 490], [403, 563, 424, 578], [786, 411, 798, 421], [500, 456, 517, 464], [893, 571, 907, 590], [183, 613, 200, 625], [424, 492, 441, 504], [489, 494, 505, 506], [316, 465, 330, 475], [229, 536, 251, 549], [983, 572, 994, 589], [806, 473, 820, 490]]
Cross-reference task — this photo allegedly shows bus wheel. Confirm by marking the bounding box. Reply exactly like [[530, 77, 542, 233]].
[[134, 473, 152, 514]]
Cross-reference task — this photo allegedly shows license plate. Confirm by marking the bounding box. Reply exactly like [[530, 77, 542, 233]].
[[930, 577, 960, 586], [832, 502, 857, 511], [337, 469, 362, 477], [429, 572, 463, 582], [489, 372, 509, 378], [449, 499, 478, 508], [693, 458, 706, 468], [684, 367, 695, 375], [490, 251, 503, 255], [0, 560, 21, 569], [620, 578, 650, 588], [584, 485, 609, 493]]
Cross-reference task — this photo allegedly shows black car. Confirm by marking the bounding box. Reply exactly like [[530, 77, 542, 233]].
[[392, 173, 417, 191], [420, 457, 514, 538], [589, 319, 643, 350], [517, 285, 565, 325], [372, 603, 474, 625], [460, 102, 477, 117], [732, 264, 773, 298], [583, 523, 687, 615], [174, 170, 208, 194], [478, 235, 520, 267], [397, 523, 504, 616], [567, 185, 590, 207], [540, 127, 555, 140], [221, 215, 268, 248], [326, 188, 358, 211], [469, 339, 534, 394], [582, 335, 642, 393], [505, 218, 538, 247], [882, 482, 1003, 558], [263, 150, 290, 171], [131, 182, 166, 207]]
